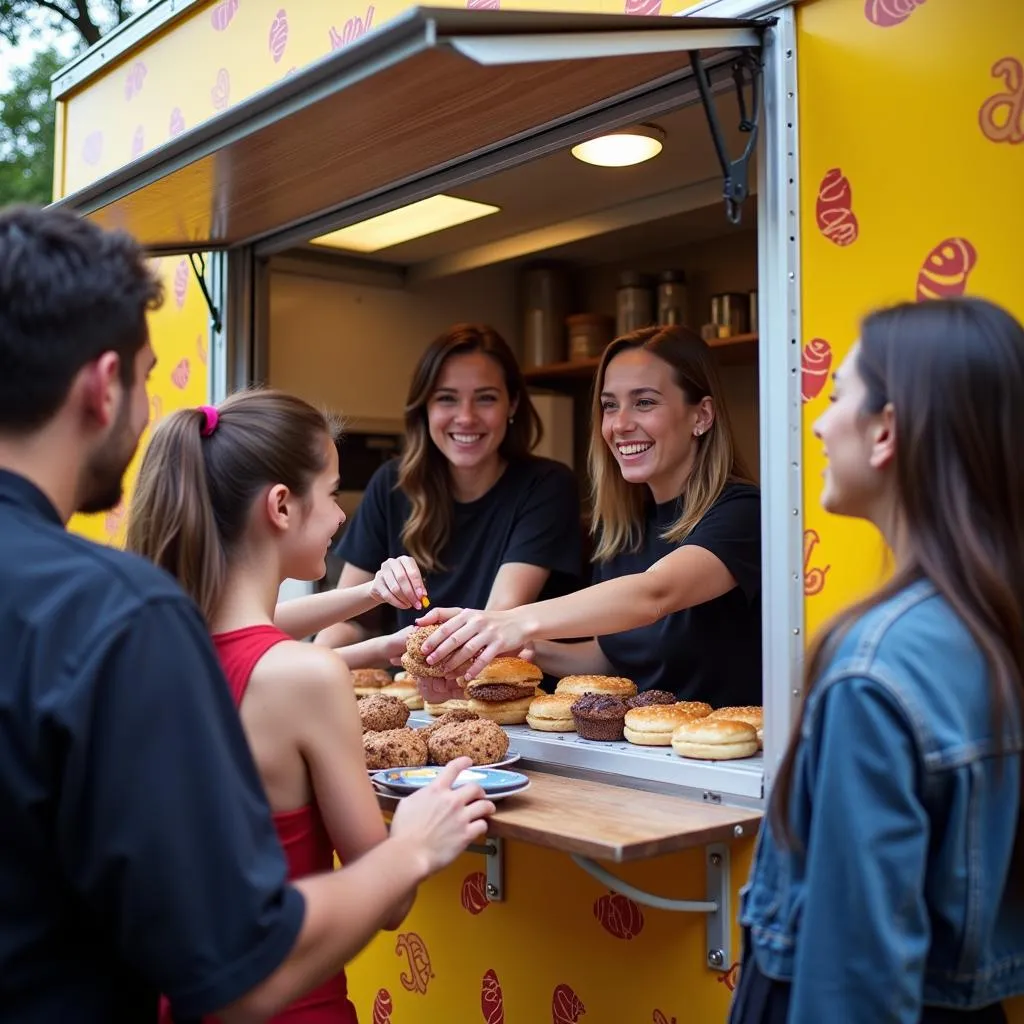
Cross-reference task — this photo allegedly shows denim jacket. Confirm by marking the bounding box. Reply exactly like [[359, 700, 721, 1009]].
[[738, 580, 1024, 1021]]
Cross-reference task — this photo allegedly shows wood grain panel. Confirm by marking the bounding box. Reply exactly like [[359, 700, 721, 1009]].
[[376, 769, 762, 863], [89, 46, 707, 250]]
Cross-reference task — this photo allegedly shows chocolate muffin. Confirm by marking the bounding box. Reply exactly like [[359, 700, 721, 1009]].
[[571, 693, 628, 742], [625, 689, 677, 709]]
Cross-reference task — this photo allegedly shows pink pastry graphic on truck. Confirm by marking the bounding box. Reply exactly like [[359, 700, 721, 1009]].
[[593, 891, 645, 939], [174, 258, 189, 309], [467, 0, 501, 8], [169, 107, 186, 138], [864, 0, 926, 27], [460, 871, 489, 915], [131, 125, 145, 158], [171, 359, 191, 391], [372, 989, 392, 1024], [815, 168, 859, 246], [124, 61, 146, 101], [211, 0, 238, 31], [800, 337, 833, 403], [269, 9, 289, 63], [211, 68, 231, 111], [552, 983, 586, 1023], [329, 5, 375, 49], [625, 0, 662, 13]]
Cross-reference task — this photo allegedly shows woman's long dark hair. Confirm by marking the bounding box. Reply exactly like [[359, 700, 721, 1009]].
[[398, 324, 542, 572], [771, 297, 1024, 878]]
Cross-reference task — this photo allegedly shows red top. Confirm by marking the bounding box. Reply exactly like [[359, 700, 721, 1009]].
[[161, 625, 357, 1024]]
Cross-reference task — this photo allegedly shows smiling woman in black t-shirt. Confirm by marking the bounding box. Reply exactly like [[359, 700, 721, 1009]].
[[416, 324, 763, 708], [311, 324, 583, 670]]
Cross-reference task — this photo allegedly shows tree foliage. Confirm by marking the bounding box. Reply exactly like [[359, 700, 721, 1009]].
[[0, 47, 61, 204], [0, 1, 147, 48]]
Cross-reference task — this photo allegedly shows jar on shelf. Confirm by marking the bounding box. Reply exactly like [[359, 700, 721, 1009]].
[[566, 313, 615, 361], [615, 271, 655, 337], [656, 269, 687, 326], [520, 262, 571, 368]]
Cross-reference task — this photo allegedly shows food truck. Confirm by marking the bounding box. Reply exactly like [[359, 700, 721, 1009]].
[[50, 0, 1024, 1019]]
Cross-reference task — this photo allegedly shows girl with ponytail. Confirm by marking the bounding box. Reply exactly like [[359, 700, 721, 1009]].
[[127, 389, 493, 1024]]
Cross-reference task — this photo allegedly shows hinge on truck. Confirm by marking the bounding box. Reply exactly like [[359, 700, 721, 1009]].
[[188, 252, 223, 334], [690, 49, 763, 226]]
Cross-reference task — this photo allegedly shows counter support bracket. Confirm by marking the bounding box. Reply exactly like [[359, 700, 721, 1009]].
[[188, 252, 224, 335], [570, 844, 732, 972], [467, 836, 505, 903]]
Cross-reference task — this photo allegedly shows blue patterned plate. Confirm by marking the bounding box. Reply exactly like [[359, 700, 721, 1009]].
[[371, 766, 528, 795]]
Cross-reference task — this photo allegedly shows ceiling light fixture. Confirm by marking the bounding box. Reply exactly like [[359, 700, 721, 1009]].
[[310, 195, 500, 253], [570, 124, 666, 168]]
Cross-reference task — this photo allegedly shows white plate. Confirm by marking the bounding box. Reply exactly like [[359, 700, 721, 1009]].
[[366, 749, 520, 775], [373, 779, 531, 803]]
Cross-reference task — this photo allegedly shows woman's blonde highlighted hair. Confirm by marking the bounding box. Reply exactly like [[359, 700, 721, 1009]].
[[588, 324, 752, 562]]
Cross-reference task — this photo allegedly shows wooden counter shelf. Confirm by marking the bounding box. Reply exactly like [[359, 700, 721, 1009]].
[[524, 332, 758, 390], [376, 768, 762, 864]]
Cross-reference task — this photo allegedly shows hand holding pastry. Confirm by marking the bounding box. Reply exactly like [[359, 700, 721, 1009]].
[[370, 555, 430, 610], [414, 606, 529, 681], [376, 625, 414, 667]]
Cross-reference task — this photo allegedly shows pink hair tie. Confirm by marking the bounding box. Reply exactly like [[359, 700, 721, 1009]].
[[198, 405, 220, 437]]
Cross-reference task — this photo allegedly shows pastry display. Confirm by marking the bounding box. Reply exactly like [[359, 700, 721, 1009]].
[[363, 727, 428, 770], [675, 700, 713, 719], [424, 696, 471, 716], [380, 676, 424, 711], [351, 668, 392, 698], [418, 708, 480, 742], [401, 624, 454, 679], [707, 705, 764, 748], [426, 718, 510, 766], [555, 674, 638, 700], [671, 717, 759, 761], [625, 689, 676, 709], [465, 657, 543, 726], [358, 693, 410, 733], [525, 693, 577, 732], [570, 693, 629, 742], [624, 704, 707, 746]]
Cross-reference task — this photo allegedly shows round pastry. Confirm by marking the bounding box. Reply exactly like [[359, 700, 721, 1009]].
[[707, 705, 764, 747], [358, 693, 410, 733], [571, 693, 628, 742], [671, 717, 759, 761], [525, 694, 577, 732], [423, 697, 472, 716], [468, 694, 536, 726], [625, 689, 677, 709], [380, 680, 425, 711], [675, 700, 713, 719], [419, 708, 480, 743], [363, 727, 428, 770], [401, 625, 453, 679], [624, 704, 705, 746], [351, 667, 392, 697], [427, 718, 510, 766], [555, 675, 637, 699]]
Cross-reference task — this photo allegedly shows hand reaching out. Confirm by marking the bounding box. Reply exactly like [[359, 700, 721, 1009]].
[[370, 556, 429, 611], [414, 606, 530, 681]]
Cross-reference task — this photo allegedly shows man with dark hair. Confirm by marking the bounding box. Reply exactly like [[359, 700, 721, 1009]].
[[0, 205, 492, 1023]]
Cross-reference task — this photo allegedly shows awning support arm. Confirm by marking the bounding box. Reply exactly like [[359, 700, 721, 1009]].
[[570, 842, 732, 972], [689, 48, 763, 225], [188, 252, 223, 335]]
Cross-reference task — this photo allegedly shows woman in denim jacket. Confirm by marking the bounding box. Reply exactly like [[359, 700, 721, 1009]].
[[731, 297, 1024, 1024]]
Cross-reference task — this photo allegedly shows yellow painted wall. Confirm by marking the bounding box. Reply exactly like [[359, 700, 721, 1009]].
[[798, 0, 1024, 1015], [798, 0, 1024, 638], [57, 0, 692, 197], [347, 837, 753, 1024]]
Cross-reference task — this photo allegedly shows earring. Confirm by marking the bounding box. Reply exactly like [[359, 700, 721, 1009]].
[[694, 428, 702, 437], [508, 415, 515, 425]]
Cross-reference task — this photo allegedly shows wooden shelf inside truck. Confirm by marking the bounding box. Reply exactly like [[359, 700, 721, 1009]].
[[524, 332, 758, 389], [376, 769, 762, 863]]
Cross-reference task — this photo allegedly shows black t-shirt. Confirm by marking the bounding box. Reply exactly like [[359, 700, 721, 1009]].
[[0, 471, 304, 1023], [593, 482, 763, 707], [336, 456, 583, 629]]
